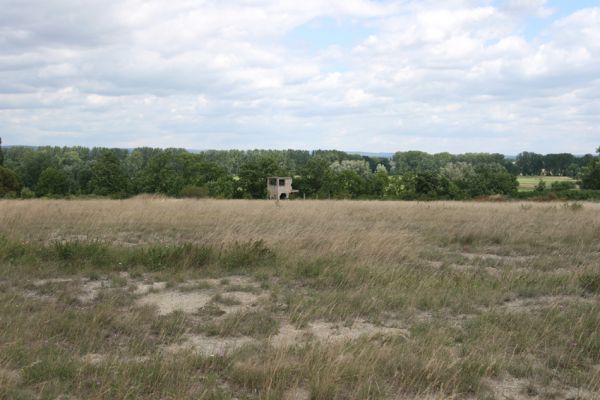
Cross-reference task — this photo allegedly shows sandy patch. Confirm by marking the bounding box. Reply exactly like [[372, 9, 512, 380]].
[[269, 324, 312, 347], [164, 334, 254, 356], [81, 353, 108, 365], [216, 291, 263, 313], [283, 387, 310, 400], [32, 278, 74, 286], [136, 276, 263, 316], [208, 275, 262, 288], [78, 280, 106, 302], [81, 353, 149, 365], [28, 278, 107, 303], [428, 261, 501, 277], [488, 295, 596, 313], [483, 377, 598, 400], [0, 367, 21, 386], [134, 281, 167, 295], [461, 252, 533, 262], [137, 290, 212, 315], [270, 320, 409, 347], [310, 320, 409, 341]]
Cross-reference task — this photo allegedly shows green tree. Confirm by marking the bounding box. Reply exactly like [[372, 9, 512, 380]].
[[393, 151, 438, 174], [90, 150, 128, 196], [238, 156, 280, 198], [321, 169, 366, 198], [0, 137, 4, 166], [18, 148, 54, 190], [295, 156, 330, 197], [137, 149, 226, 196], [208, 176, 244, 199], [516, 152, 544, 175], [471, 163, 518, 195], [580, 148, 600, 190], [329, 160, 371, 177], [36, 167, 69, 196], [0, 165, 21, 197], [369, 164, 389, 197], [440, 162, 476, 199], [414, 171, 446, 196]]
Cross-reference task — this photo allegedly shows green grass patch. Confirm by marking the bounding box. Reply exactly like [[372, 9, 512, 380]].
[[517, 176, 577, 192]]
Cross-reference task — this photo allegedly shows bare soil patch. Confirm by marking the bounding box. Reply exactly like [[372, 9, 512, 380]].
[[460, 252, 534, 262], [137, 291, 213, 315], [283, 387, 310, 400], [484, 377, 598, 400], [488, 295, 597, 313], [135, 275, 264, 316], [270, 320, 409, 348]]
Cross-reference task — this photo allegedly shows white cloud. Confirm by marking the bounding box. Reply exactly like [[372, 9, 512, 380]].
[[0, 0, 599, 153], [503, 0, 553, 17]]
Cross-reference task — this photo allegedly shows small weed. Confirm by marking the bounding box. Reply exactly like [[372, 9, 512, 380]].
[[131, 243, 212, 270], [50, 240, 110, 266], [151, 311, 190, 342], [220, 240, 275, 270], [203, 310, 279, 338], [578, 273, 600, 294]]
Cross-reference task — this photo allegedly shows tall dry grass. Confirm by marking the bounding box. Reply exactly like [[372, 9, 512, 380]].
[[2, 198, 599, 261]]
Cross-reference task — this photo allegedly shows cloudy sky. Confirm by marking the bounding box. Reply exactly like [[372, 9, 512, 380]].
[[1, 0, 599, 154]]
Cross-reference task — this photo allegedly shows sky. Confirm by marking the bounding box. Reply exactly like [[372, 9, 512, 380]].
[[0, 0, 599, 154]]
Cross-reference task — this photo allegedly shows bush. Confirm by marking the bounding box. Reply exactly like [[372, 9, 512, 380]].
[[550, 181, 576, 191], [20, 187, 35, 199], [220, 240, 274, 270], [36, 167, 69, 196], [0, 166, 21, 197], [179, 185, 209, 198], [131, 243, 212, 270], [50, 240, 111, 266], [534, 180, 546, 192], [580, 159, 600, 190], [579, 273, 600, 294]]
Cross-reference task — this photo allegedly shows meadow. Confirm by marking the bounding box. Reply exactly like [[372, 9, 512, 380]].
[[0, 198, 599, 399], [517, 176, 577, 191]]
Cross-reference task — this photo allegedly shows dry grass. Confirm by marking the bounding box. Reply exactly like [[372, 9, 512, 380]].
[[1, 198, 600, 399]]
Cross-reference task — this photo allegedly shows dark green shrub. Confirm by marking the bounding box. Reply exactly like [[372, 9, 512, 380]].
[[580, 159, 600, 190], [579, 273, 600, 294], [220, 240, 274, 270], [132, 243, 212, 270], [534, 179, 546, 192], [36, 167, 69, 196], [0, 165, 21, 197], [0, 236, 28, 262], [20, 187, 35, 199], [550, 181, 576, 191], [51, 240, 111, 266], [179, 185, 209, 198]]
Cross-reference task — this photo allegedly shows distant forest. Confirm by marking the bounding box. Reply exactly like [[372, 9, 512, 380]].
[[1, 140, 599, 200]]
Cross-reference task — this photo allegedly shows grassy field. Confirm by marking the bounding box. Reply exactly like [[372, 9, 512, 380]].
[[517, 176, 577, 191], [0, 198, 599, 399]]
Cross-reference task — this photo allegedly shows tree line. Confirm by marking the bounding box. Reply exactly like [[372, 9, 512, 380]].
[[0, 139, 599, 199]]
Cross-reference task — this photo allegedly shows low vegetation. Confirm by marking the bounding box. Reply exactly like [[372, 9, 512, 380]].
[[0, 199, 599, 399]]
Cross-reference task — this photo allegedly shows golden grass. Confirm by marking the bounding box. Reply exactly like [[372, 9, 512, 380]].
[[2, 198, 599, 260]]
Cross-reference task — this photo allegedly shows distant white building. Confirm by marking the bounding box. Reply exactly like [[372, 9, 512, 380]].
[[267, 176, 298, 200]]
